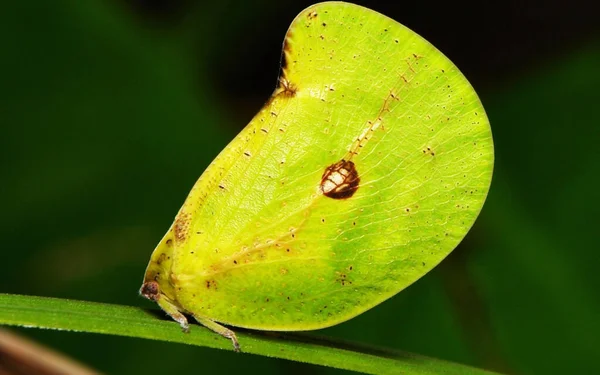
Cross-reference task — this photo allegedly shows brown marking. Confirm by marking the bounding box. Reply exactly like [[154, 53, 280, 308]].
[[336, 272, 352, 286], [280, 37, 291, 71], [156, 252, 167, 265], [174, 212, 190, 242], [140, 281, 160, 301], [206, 280, 217, 290], [406, 58, 416, 73], [273, 32, 295, 100], [307, 10, 318, 20], [279, 77, 297, 97], [344, 91, 397, 160], [423, 146, 435, 156], [320, 160, 360, 199], [268, 33, 294, 107]]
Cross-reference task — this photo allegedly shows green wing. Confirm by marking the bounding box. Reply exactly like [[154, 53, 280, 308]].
[[149, 2, 494, 331]]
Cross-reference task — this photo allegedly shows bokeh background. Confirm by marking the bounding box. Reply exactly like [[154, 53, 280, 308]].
[[2, 0, 598, 374]]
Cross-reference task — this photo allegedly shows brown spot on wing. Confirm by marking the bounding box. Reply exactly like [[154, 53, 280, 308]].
[[156, 252, 167, 265], [279, 77, 297, 97], [174, 212, 190, 242], [279, 30, 293, 77], [274, 29, 297, 98], [320, 160, 360, 199], [205, 280, 218, 290]]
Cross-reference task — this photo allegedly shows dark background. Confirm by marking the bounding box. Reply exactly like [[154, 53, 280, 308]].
[[2, 0, 598, 374]]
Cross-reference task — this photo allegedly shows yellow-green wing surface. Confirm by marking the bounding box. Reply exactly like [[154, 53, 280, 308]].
[[141, 1, 494, 348]]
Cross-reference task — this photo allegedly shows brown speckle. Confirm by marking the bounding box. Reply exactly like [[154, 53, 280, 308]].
[[423, 147, 436, 156], [279, 33, 294, 71], [174, 212, 190, 242], [336, 272, 352, 286], [156, 253, 167, 265], [279, 77, 297, 97]]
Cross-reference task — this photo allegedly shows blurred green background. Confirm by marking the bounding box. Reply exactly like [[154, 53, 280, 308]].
[[2, 1, 598, 374]]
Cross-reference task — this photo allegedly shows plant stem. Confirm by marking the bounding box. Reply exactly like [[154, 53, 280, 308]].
[[0, 294, 503, 375]]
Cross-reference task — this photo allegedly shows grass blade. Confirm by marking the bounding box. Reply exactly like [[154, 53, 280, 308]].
[[0, 294, 501, 375]]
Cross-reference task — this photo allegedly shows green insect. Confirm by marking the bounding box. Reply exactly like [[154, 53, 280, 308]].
[[140, 1, 494, 351]]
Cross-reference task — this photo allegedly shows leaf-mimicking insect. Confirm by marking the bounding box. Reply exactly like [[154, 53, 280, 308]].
[[140, 1, 494, 351]]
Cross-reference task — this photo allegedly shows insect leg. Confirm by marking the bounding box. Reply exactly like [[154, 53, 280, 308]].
[[193, 315, 240, 352], [154, 295, 190, 333]]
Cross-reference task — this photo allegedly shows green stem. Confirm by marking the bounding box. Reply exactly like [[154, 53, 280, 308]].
[[0, 294, 502, 375]]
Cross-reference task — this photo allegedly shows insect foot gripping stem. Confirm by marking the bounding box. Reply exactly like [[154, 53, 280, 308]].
[[140, 281, 240, 350], [194, 315, 241, 352]]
